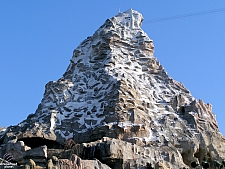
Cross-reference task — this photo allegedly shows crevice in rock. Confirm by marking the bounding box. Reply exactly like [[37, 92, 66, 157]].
[[81, 144, 123, 169], [18, 137, 64, 149], [179, 106, 185, 115]]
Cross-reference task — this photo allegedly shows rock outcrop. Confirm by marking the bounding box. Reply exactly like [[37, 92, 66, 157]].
[[0, 9, 225, 168]]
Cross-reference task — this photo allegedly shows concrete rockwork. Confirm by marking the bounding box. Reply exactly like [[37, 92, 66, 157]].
[[0, 9, 225, 169]]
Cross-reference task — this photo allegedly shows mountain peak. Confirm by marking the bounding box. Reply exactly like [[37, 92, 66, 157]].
[[116, 8, 144, 29], [1, 9, 225, 168]]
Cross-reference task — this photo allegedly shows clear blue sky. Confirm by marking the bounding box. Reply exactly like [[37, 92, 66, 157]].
[[1, 1, 225, 135]]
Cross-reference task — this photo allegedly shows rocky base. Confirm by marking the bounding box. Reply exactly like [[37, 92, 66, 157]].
[[1, 137, 192, 169], [0, 153, 110, 169]]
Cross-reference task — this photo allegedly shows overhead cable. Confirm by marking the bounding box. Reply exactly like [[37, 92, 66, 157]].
[[144, 8, 225, 23]]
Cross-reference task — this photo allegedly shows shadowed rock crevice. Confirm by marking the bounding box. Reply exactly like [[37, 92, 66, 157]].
[[18, 137, 63, 149]]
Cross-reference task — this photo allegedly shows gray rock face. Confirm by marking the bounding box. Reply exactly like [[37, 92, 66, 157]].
[[58, 154, 111, 169], [1, 9, 225, 168], [71, 138, 186, 168]]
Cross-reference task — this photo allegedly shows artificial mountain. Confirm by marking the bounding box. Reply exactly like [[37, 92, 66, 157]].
[[0, 9, 225, 169]]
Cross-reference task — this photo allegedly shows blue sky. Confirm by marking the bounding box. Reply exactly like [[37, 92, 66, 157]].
[[1, 1, 225, 135]]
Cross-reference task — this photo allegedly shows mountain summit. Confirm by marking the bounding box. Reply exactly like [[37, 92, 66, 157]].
[[1, 9, 225, 168]]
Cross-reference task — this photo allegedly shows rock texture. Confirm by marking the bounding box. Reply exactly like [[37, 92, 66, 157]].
[[1, 9, 225, 168]]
